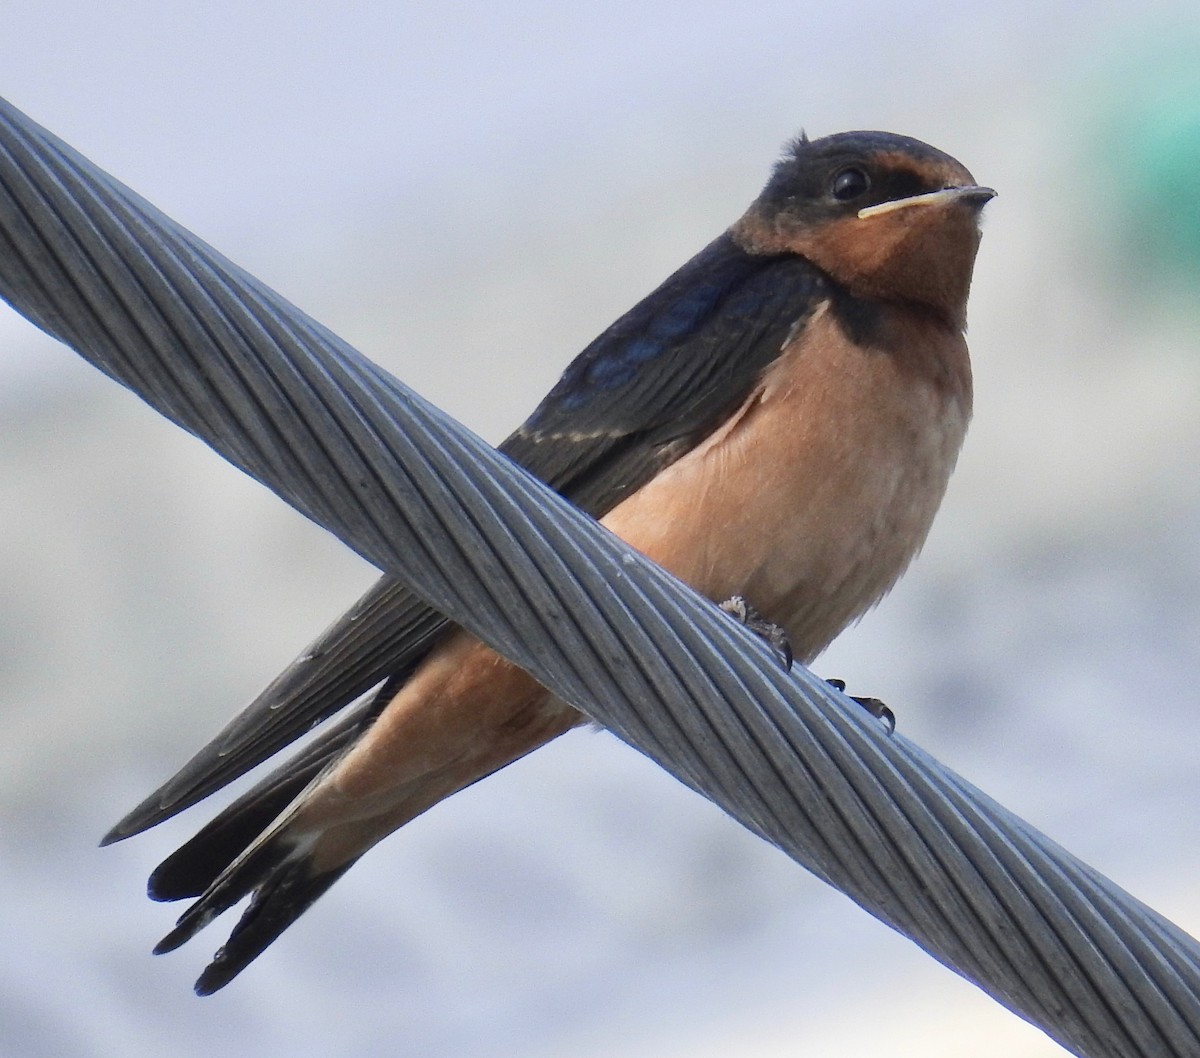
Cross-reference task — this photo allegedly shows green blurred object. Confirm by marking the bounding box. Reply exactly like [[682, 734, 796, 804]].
[[1091, 30, 1200, 287]]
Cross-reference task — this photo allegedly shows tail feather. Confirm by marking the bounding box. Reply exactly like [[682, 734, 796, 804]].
[[154, 825, 356, 995], [192, 859, 355, 996], [137, 638, 574, 993], [148, 761, 318, 903], [144, 698, 384, 992], [148, 697, 375, 902]]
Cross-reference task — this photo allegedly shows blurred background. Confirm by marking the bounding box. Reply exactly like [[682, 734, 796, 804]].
[[2, 2, 1200, 1055]]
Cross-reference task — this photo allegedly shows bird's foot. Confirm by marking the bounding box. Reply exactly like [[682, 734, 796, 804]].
[[719, 595, 792, 671], [826, 678, 895, 734]]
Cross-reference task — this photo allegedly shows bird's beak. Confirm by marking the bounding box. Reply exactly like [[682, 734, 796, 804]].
[[857, 185, 996, 220]]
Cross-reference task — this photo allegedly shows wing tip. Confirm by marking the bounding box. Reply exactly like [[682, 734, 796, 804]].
[[101, 798, 171, 847]]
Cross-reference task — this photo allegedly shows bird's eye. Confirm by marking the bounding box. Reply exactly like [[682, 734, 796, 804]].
[[830, 167, 870, 201]]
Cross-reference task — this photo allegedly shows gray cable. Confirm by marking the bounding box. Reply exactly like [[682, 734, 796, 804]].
[[0, 96, 1196, 1057]]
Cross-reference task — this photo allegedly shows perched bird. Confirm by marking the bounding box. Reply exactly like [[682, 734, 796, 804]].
[[104, 130, 994, 994]]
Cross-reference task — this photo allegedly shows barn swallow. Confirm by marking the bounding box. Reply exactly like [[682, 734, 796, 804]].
[[102, 130, 993, 993]]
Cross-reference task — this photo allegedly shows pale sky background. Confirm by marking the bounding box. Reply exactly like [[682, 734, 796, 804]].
[[2, 2, 1200, 1056]]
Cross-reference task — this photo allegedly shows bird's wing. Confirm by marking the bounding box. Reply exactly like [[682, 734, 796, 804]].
[[500, 233, 828, 511], [103, 579, 445, 843], [104, 233, 828, 843]]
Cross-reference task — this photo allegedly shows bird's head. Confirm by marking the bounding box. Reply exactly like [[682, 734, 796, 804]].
[[733, 131, 994, 330]]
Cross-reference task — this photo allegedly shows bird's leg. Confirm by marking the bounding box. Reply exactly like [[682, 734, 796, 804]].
[[716, 596, 893, 733], [825, 678, 895, 734], [718, 595, 793, 671]]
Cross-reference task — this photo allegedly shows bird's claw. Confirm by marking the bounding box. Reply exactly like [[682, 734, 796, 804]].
[[826, 678, 895, 734], [719, 594, 793, 671]]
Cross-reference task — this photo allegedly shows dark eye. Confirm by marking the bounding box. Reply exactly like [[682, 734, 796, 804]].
[[830, 167, 870, 201]]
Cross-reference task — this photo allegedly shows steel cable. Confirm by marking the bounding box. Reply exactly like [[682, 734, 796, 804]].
[[0, 97, 1197, 1057]]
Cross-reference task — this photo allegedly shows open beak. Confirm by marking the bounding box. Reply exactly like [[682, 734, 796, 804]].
[[857, 184, 996, 220]]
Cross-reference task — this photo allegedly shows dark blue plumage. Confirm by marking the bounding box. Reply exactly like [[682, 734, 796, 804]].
[[523, 232, 824, 428]]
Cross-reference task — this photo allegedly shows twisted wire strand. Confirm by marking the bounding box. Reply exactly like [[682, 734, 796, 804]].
[[1, 96, 1197, 1057]]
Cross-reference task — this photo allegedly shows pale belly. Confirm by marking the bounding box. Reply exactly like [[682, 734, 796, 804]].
[[598, 316, 970, 663]]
